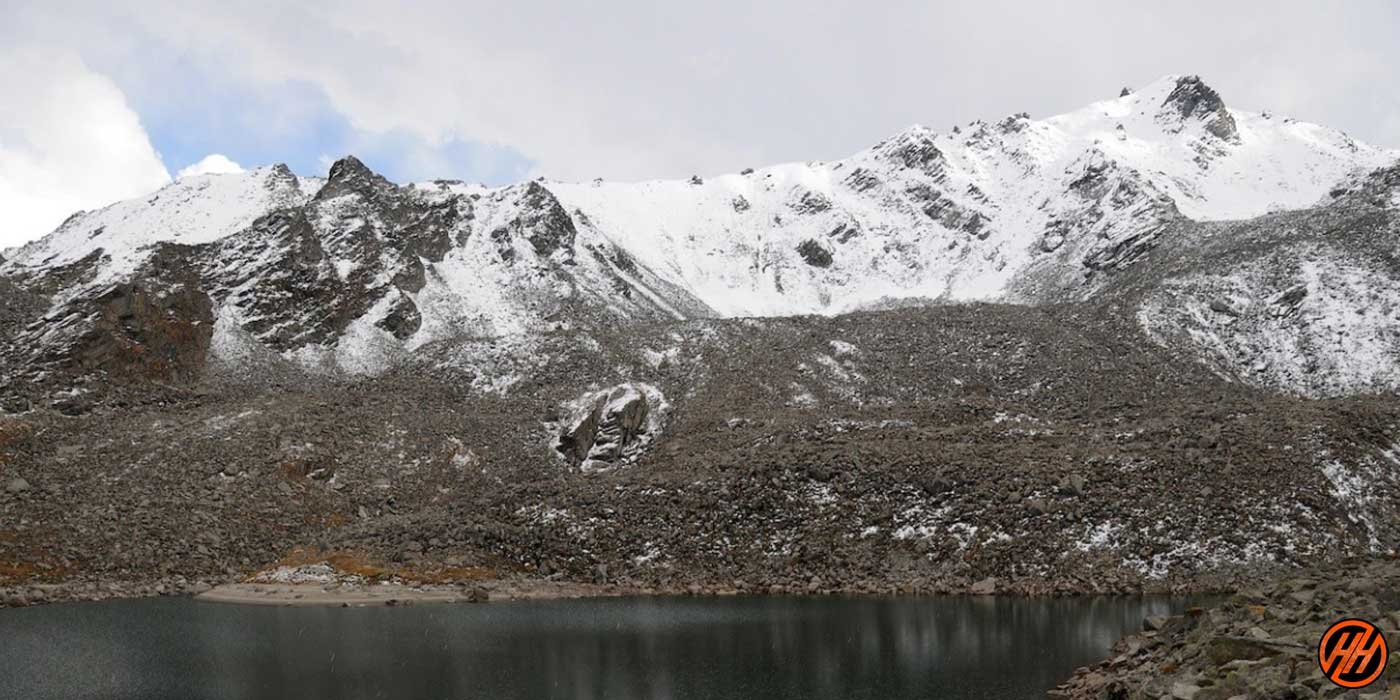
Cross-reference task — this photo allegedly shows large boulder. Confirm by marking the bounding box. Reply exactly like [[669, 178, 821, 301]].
[[555, 383, 663, 471]]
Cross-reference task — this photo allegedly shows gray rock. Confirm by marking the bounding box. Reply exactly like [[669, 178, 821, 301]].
[[795, 239, 834, 268], [5, 477, 29, 494], [556, 384, 658, 470], [1169, 681, 1201, 700], [1067, 473, 1087, 496], [1208, 299, 1238, 316], [969, 577, 996, 595]]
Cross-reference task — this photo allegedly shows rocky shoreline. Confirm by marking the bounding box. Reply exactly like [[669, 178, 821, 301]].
[[1, 563, 1253, 610], [194, 579, 625, 606], [0, 558, 1357, 610], [1053, 557, 1400, 699]]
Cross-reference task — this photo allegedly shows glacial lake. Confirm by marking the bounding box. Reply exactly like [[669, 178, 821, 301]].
[[0, 594, 1197, 699]]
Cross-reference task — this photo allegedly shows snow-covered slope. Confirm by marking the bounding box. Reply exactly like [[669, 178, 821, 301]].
[[3, 165, 318, 284], [3, 156, 715, 378], [2, 75, 1396, 390], [1130, 163, 1400, 397], [550, 75, 1396, 313]]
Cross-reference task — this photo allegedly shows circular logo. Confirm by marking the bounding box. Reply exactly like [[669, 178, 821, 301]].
[[1318, 618, 1388, 689]]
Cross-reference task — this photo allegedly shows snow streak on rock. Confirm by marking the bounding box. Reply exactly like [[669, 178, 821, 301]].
[[1138, 247, 1400, 397]]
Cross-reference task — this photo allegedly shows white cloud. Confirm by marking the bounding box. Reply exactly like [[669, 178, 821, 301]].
[[0, 46, 171, 248], [177, 153, 245, 178], [80, 0, 1396, 187], [4, 1, 1399, 195]]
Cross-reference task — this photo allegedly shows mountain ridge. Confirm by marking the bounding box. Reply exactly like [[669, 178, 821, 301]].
[[1, 75, 1397, 395]]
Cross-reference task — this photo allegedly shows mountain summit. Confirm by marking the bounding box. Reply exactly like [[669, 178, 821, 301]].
[[1159, 75, 1237, 139]]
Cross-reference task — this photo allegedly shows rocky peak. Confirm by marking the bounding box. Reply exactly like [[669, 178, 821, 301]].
[[326, 155, 374, 181], [5, 72, 1394, 386], [317, 155, 392, 200], [879, 127, 945, 175], [997, 112, 1031, 133], [1159, 76, 1238, 141], [1161, 76, 1224, 119], [266, 163, 299, 189], [506, 182, 578, 257]]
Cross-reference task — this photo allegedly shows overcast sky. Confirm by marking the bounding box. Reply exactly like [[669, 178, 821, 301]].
[[2, 0, 1398, 247]]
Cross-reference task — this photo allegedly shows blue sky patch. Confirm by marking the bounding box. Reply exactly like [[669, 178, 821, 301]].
[[103, 44, 535, 185]]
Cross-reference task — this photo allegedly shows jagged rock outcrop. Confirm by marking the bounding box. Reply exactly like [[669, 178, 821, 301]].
[[504, 181, 578, 258], [878, 127, 946, 177], [795, 239, 833, 268], [555, 384, 662, 471], [12, 242, 215, 385], [1160, 75, 1239, 142]]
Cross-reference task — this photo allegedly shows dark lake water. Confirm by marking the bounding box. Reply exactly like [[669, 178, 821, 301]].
[[0, 594, 1196, 699]]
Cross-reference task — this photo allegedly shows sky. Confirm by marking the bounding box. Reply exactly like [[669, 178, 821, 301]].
[[1, 0, 1398, 247]]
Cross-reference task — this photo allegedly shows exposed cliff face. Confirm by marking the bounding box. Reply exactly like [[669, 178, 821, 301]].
[[66, 281, 214, 383], [11, 244, 215, 385]]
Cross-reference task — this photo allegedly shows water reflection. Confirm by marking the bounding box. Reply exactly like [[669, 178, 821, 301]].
[[0, 594, 1194, 699]]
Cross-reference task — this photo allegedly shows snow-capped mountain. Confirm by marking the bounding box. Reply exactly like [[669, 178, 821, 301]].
[[1, 75, 1396, 393], [552, 75, 1393, 313]]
